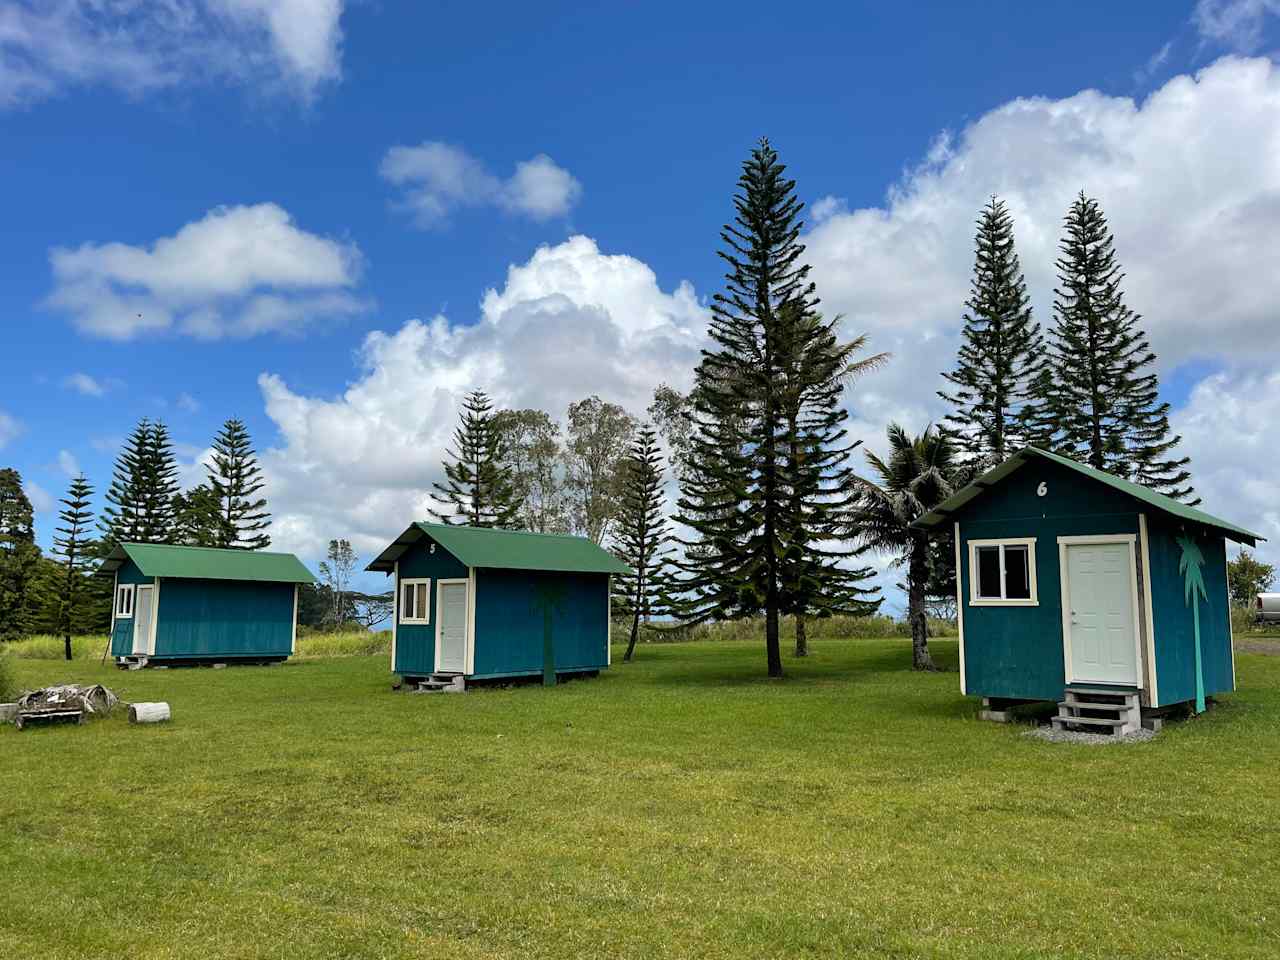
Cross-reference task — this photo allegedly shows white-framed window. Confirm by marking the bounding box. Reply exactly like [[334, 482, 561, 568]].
[[969, 538, 1038, 606], [399, 578, 431, 624], [115, 584, 135, 618]]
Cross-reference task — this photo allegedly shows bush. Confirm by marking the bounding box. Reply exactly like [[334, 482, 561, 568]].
[[2, 635, 103, 660], [294, 629, 390, 658], [614, 613, 957, 645]]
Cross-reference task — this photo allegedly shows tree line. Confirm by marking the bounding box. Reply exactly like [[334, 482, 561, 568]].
[[0, 417, 272, 657]]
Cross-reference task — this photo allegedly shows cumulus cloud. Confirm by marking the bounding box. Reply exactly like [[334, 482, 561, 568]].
[[804, 56, 1280, 464], [1173, 371, 1280, 553], [257, 235, 705, 558], [57, 449, 80, 477], [1194, 0, 1280, 53], [380, 142, 582, 228], [0, 410, 19, 449], [258, 57, 1280, 575], [62, 372, 105, 396], [48, 203, 368, 340], [0, 0, 346, 109]]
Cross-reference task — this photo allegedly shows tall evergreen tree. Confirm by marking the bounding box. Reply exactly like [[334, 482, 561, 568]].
[[431, 390, 522, 528], [673, 138, 817, 678], [611, 426, 673, 662], [207, 418, 271, 549], [102, 418, 181, 545], [939, 196, 1044, 465], [174, 483, 223, 546], [1033, 193, 1194, 500], [0, 468, 41, 643], [52, 474, 94, 660], [142, 421, 181, 542], [101, 419, 151, 546], [777, 304, 884, 657]]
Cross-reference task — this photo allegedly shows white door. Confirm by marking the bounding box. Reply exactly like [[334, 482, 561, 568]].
[[1065, 543, 1137, 685], [437, 581, 468, 673], [133, 585, 154, 656]]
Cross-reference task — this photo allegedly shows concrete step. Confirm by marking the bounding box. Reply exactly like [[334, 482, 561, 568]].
[[1052, 714, 1126, 728], [1058, 701, 1132, 715], [1065, 685, 1139, 698]]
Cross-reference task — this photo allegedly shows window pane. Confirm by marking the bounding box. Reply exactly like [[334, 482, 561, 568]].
[[976, 547, 1002, 598], [1004, 545, 1031, 599], [402, 584, 414, 620], [415, 585, 427, 621]]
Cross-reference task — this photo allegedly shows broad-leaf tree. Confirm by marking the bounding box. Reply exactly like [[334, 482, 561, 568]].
[[493, 408, 568, 533], [1032, 193, 1194, 500], [207, 418, 271, 549], [52, 474, 95, 660], [317, 539, 357, 629], [432, 390, 522, 528], [1228, 548, 1275, 608], [611, 425, 672, 662], [854, 425, 957, 671], [940, 196, 1044, 465], [563, 396, 637, 544]]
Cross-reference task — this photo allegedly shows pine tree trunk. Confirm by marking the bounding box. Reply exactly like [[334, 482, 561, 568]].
[[794, 613, 808, 658], [624, 607, 641, 662], [909, 534, 937, 671], [64, 632, 72, 662]]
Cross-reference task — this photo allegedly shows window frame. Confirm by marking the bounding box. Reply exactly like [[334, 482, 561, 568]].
[[968, 537, 1038, 607], [115, 584, 136, 618], [399, 578, 431, 625]]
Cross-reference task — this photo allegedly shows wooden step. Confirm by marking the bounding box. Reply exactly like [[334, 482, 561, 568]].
[[1052, 714, 1126, 728], [1065, 685, 1138, 697], [1058, 702, 1131, 716]]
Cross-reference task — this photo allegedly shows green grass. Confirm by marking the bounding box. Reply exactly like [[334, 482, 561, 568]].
[[3, 641, 1279, 959]]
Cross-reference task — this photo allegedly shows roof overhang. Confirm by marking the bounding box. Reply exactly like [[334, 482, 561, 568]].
[[365, 524, 426, 574], [911, 446, 1264, 546]]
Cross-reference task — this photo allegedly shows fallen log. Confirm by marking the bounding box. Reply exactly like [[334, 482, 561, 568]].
[[129, 702, 171, 724]]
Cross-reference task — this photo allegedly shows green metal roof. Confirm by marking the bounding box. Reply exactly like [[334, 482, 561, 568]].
[[912, 446, 1263, 545], [366, 522, 632, 575], [98, 543, 316, 583]]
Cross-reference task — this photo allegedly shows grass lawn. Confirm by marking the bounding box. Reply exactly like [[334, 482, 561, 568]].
[[3, 640, 1279, 959]]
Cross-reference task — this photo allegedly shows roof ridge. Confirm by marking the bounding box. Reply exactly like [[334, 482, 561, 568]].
[[121, 542, 297, 557], [415, 522, 599, 543]]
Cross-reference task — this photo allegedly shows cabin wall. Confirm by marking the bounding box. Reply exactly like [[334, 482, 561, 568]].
[[473, 569, 609, 678], [153, 578, 294, 659], [392, 536, 469, 675], [1145, 518, 1234, 705], [956, 459, 1142, 701], [110, 559, 155, 656]]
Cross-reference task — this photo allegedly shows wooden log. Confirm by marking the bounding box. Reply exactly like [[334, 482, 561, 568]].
[[129, 702, 171, 724]]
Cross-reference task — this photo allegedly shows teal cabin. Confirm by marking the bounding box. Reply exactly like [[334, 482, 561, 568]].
[[100, 543, 315, 667], [367, 523, 631, 684], [913, 448, 1263, 716]]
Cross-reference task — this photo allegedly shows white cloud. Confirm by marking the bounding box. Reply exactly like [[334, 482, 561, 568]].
[[23, 479, 53, 513], [57, 449, 80, 477], [380, 142, 582, 228], [63, 372, 105, 396], [1194, 1, 1280, 53], [48, 203, 368, 340], [177, 392, 201, 413], [0, 410, 19, 449], [1173, 369, 1280, 564], [803, 56, 1280, 457], [257, 235, 705, 559], [0, 0, 345, 109]]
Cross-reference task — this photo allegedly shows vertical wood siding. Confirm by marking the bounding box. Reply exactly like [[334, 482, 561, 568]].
[[153, 578, 294, 658], [1145, 515, 1234, 705], [472, 569, 609, 678], [392, 536, 468, 675], [955, 459, 1141, 701], [109, 559, 155, 656]]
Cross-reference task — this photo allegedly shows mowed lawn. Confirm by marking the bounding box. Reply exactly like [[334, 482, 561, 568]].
[[3, 641, 1279, 960]]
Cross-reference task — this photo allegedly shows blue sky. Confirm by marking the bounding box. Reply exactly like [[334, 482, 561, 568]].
[[3, 1, 1279, 599]]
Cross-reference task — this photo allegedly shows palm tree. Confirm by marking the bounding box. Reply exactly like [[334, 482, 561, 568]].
[[854, 424, 957, 671]]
